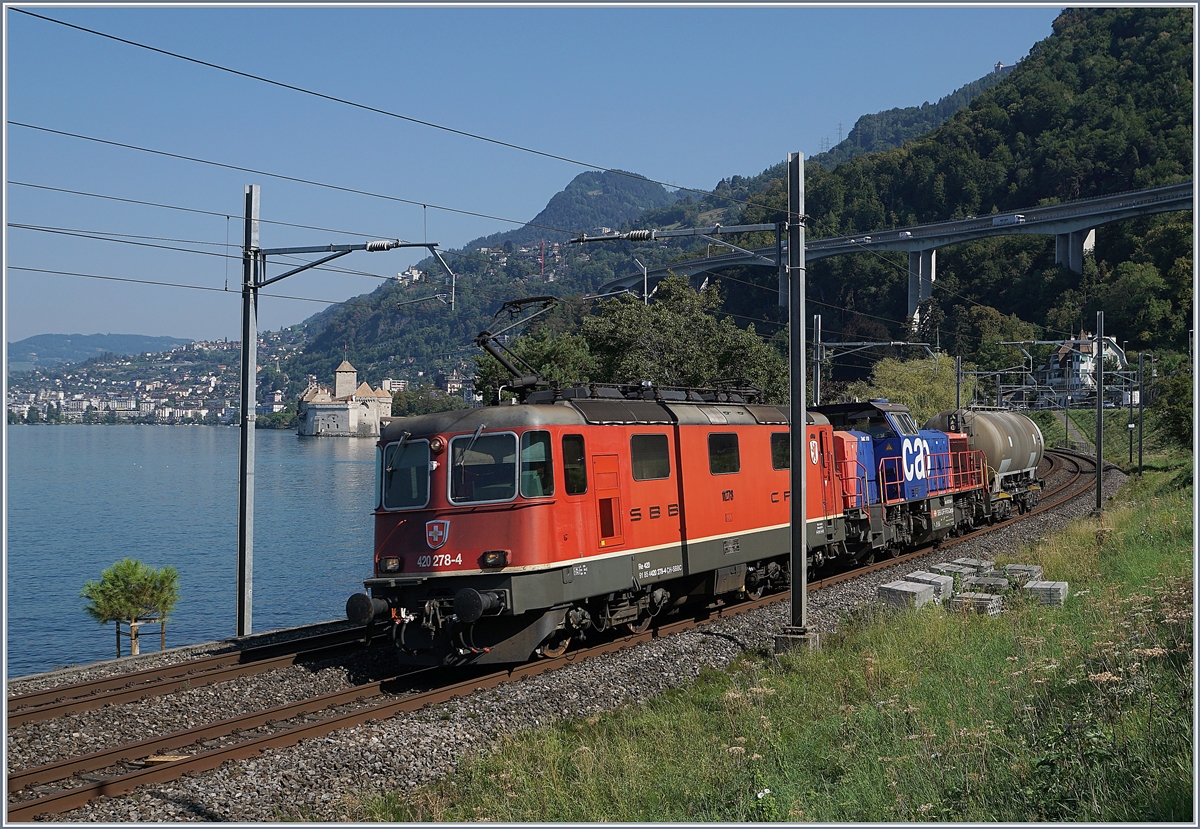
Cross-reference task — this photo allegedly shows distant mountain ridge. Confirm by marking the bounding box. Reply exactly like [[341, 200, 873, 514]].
[[458, 169, 677, 252], [8, 333, 192, 372]]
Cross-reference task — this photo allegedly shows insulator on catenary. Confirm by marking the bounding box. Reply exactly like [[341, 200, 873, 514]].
[[625, 230, 653, 241], [365, 240, 396, 252]]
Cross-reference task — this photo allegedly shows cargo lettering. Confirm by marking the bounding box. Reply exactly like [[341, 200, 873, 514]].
[[902, 438, 930, 482]]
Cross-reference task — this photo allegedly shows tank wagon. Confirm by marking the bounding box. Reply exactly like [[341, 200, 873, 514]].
[[924, 408, 1045, 516], [347, 391, 1046, 667]]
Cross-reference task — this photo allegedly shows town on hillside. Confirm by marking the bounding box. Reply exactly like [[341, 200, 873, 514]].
[[6, 329, 478, 427]]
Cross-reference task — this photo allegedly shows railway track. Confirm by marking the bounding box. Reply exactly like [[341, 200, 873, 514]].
[[7, 625, 374, 728], [6, 448, 1102, 822]]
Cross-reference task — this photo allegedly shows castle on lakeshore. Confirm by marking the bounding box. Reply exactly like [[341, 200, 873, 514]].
[[296, 360, 391, 437]]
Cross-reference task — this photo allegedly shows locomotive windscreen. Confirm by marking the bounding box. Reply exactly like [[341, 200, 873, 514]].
[[382, 439, 430, 509], [820, 406, 919, 437], [451, 433, 518, 503]]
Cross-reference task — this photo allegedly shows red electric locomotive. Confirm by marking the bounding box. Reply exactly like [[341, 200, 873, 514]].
[[345, 382, 1044, 667]]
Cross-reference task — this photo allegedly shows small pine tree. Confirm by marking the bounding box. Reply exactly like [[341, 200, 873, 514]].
[[81, 559, 180, 656]]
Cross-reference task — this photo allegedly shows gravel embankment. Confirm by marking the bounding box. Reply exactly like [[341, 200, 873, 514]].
[[12, 467, 1126, 822]]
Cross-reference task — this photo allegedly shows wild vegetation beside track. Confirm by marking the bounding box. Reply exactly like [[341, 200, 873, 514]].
[[366, 452, 1192, 822]]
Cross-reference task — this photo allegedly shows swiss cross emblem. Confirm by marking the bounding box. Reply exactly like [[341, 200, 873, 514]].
[[426, 520, 450, 550]]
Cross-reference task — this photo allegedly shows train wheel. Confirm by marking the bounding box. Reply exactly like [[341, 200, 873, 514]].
[[537, 634, 571, 658], [746, 583, 766, 600], [626, 615, 652, 634]]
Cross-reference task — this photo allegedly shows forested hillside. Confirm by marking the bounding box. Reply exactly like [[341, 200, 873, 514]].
[[286, 7, 1191, 396], [811, 69, 1011, 169], [700, 7, 1192, 376], [279, 170, 676, 394], [461, 170, 676, 251]]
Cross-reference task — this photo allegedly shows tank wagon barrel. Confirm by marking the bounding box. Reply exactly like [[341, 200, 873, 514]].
[[925, 409, 1045, 511]]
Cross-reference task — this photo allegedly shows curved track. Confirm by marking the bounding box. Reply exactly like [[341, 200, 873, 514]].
[[6, 449, 1101, 821]]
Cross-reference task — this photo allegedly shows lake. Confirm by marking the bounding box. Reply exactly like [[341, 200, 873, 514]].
[[6, 425, 377, 677]]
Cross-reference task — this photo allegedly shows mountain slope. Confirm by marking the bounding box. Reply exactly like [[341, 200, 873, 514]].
[[723, 7, 1191, 370], [290, 8, 1191, 391], [8, 333, 192, 372], [811, 69, 1013, 170], [461, 169, 677, 251], [283, 170, 675, 391]]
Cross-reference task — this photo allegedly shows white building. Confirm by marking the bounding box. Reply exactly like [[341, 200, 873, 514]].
[[1033, 330, 1127, 405]]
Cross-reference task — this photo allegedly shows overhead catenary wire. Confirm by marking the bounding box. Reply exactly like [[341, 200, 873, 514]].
[[6, 265, 464, 319], [14, 175, 1061, 342], [10, 220, 1043, 352], [11, 8, 801, 221], [6, 222, 579, 308], [9, 121, 584, 238], [9, 180, 393, 239]]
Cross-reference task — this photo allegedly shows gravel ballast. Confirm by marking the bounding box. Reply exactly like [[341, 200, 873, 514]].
[[10, 466, 1127, 822]]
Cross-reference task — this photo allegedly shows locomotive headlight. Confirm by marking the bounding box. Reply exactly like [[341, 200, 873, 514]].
[[429, 436, 446, 454], [381, 557, 402, 572], [480, 550, 509, 568]]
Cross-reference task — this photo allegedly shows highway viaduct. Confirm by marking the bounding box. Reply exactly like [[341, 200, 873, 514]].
[[597, 180, 1193, 324]]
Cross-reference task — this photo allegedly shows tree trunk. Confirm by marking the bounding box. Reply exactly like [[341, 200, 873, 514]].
[[160, 620, 166, 651], [130, 621, 140, 656]]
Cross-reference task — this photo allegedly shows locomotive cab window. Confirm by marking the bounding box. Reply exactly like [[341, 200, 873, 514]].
[[890, 412, 920, 436], [450, 432, 517, 504], [829, 408, 894, 439], [520, 431, 554, 498], [381, 439, 431, 510], [562, 434, 588, 495], [631, 434, 670, 481], [770, 433, 790, 470], [708, 433, 740, 475]]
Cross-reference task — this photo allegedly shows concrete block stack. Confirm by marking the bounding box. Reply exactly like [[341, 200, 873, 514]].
[[1003, 564, 1044, 585], [1022, 580, 1069, 607], [949, 591, 1004, 616], [877, 580, 936, 609], [903, 571, 955, 600], [878, 558, 1067, 615], [929, 563, 978, 580], [961, 576, 1012, 595]]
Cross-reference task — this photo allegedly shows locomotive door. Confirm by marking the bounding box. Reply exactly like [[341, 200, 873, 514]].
[[592, 454, 625, 548], [805, 426, 837, 533], [818, 428, 835, 519]]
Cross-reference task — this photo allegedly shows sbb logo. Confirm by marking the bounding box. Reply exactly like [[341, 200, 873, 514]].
[[902, 437, 930, 482]]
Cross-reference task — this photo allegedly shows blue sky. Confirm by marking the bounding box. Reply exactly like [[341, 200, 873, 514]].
[[4, 5, 1062, 343]]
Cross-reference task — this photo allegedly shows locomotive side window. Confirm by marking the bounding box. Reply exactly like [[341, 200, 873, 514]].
[[631, 434, 670, 481], [450, 432, 517, 504], [708, 433, 740, 474], [520, 431, 555, 498], [891, 412, 920, 436], [381, 439, 431, 510], [562, 434, 588, 495], [770, 433, 790, 470]]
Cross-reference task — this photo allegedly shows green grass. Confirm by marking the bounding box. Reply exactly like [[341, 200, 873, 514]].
[[1028, 408, 1151, 470], [361, 454, 1193, 823]]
